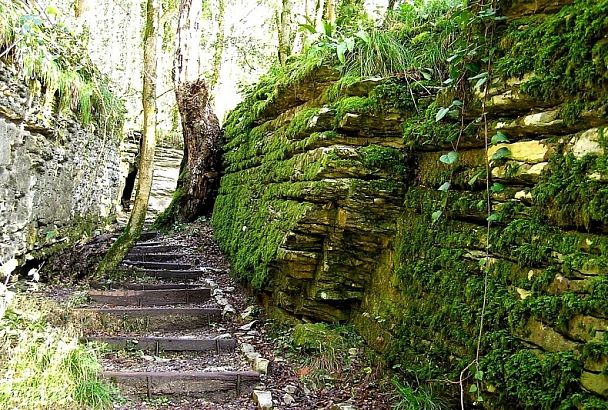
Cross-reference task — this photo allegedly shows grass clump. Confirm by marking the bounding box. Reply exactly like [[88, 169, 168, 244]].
[[393, 380, 450, 410], [0, 294, 118, 409]]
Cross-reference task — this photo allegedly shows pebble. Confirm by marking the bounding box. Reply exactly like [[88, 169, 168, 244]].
[[240, 305, 256, 319], [332, 403, 357, 410], [239, 320, 257, 331], [283, 393, 295, 405], [253, 357, 270, 374], [284, 384, 297, 394], [241, 343, 255, 354], [252, 390, 273, 409]]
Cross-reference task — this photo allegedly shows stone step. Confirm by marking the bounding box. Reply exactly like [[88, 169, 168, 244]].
[[85, 336, 237, 353], [89, 281, 205, 291], [102, 371, 260, 399], [74, 307, 223, 331], [129, 245, 181, 254], [88, 288, 211, 306], [122, 261, 192, 270], [125, 253, 184, 262]]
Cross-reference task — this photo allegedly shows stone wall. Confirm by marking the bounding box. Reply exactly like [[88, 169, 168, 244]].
[[0, 61, 122, 268], [214, 1, 608, 407]]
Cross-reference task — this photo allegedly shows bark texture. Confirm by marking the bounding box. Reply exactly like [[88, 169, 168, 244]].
[[174, 79, 221, 220], [96, 0, 158, 275], [154, 0, 221, 227]]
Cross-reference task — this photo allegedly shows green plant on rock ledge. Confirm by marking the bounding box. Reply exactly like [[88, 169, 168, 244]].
[[0, 1, 124, 133]]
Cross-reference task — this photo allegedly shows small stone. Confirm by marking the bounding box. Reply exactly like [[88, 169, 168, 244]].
[[253, 357, 270, 374], [239, 320, 257, 331], [241, 343, 255, 354], [252, 390, 273, 409], [246, 351, 261, 362], [332, 403, 357, 410], [241, 305, 256, 320], [223, 304, 236, 316], [283, 393, 295, 405], [284, 384, 297, 394]]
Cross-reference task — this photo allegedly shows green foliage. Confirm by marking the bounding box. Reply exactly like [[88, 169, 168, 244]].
[[0, 294, 117, 409], [483, 350, 582, 409], [393, 380, 451, 410], [0, 1, 124, 133], [533, 147, 608, 230]]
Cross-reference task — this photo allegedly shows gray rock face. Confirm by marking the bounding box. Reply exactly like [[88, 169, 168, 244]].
[[0, 61, 122, 268]]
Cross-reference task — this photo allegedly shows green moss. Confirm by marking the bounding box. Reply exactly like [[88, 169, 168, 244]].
[[495, 0, 608, 105], [358, 145, 407, 176], [332, 96, 377, 121], [532, 148, 608, 230], [292, 323, 345, 350]]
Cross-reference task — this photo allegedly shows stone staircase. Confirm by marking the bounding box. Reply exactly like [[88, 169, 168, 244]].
[[75, 231, 261, 405]]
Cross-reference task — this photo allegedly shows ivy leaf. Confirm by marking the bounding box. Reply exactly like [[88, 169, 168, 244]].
[[474, 76, 487, 90], [344, 37, 355, 52], [490, 182, 505, 193], [475, 370, 484, 381], [487, 213, 501, 222], [299, 23, 317, 34], [438, 182, 451, 192], [469, 384, 478, 393], [491, 131, 509, 145], [468, 170, 484, 186], [435, 107, 450, 122], [431, 210, 443, 223], [440, 151, 459, 165], [45, 6, 59, 16], [491, 147, 511, 161], [336, 42, 348, 64]]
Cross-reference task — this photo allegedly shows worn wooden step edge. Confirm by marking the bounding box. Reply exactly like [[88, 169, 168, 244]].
[[122, 261, 192, 270], [88, 288, 212, 306], [89, 281, 206, 291], [75, 307, 222, 317], [118, 268, 215, 281], [102, 371, 260, 397], [129, 245, 181, 254], [83, 336, 237, 352], [132, 241, 163, 247], [125, 253, 185, 262]]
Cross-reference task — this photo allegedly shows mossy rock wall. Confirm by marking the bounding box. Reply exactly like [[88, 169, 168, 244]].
[[214, 1, 608, 407]]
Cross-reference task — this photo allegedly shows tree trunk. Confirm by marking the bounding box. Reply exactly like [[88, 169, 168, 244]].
[[324, 0, 336, 23], [210, 0, 225, 89], [154, 0, 221, 226], [174, 80, 221, 220], [96, 0, 158, 276], [277, 0, 292, 65]]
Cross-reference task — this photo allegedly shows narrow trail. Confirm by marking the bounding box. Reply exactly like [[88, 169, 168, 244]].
[[43, 220, 392, 409]]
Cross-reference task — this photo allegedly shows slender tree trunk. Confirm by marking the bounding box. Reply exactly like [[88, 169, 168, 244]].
[[277, 0, 292, 65], [96, 0, 158, 276], [210, 0, 225, 89], [324, 0, 336, 23], [154, 0, 221, 226]]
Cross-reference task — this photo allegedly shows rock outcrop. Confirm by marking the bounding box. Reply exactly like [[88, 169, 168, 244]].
[[214, 1, 608, 407], [0, 60, 121, 267]]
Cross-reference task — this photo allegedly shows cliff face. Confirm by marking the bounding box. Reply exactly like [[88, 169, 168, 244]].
[[214, 0, 607, 407], [0, 60, 121, 267]]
